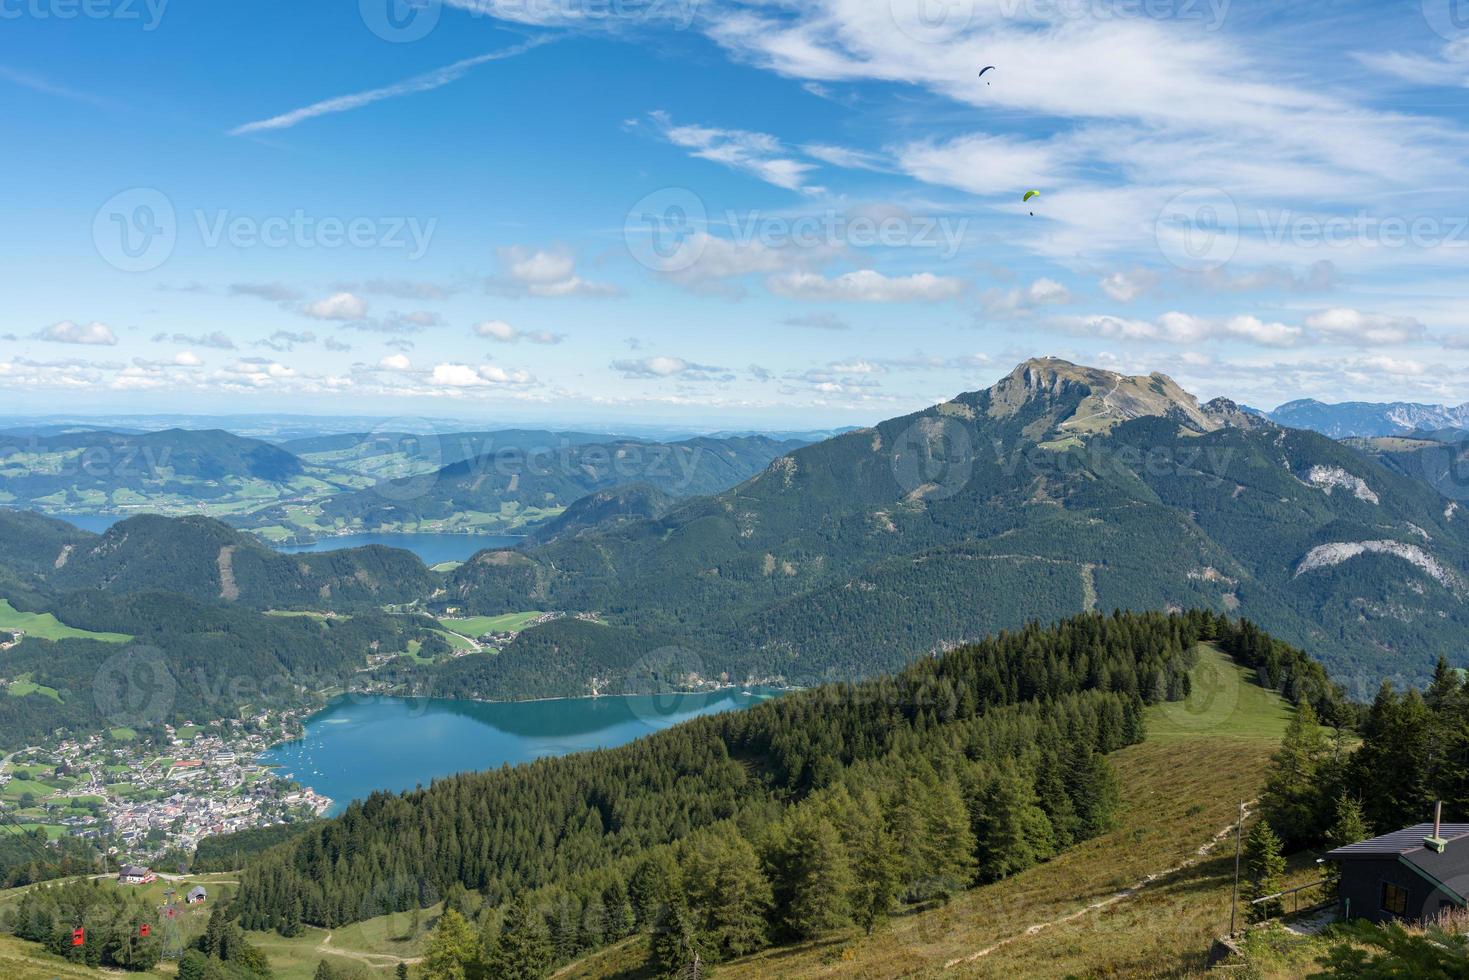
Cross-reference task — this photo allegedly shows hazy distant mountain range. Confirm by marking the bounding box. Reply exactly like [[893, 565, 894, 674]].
[[435, 358, 1469, 692], [1266, 399, 1469, 438], [4, 360, 1469, 719]]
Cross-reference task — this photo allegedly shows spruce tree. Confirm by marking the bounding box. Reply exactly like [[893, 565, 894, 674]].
[[848, 801, 901, 935], [422, 908, 482, 980], [683, 834, 771, 959], [1323, 795, 1369, 898], [1244, 822, 1286, 923], [1261, 701, 1333, 849], [974, 762, 1055, 882], [485, 896, 552, 980], [763, 806, 853, 940]]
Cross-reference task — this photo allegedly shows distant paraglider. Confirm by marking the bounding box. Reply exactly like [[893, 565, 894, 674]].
[[1023, 189, 1040, 216], [978, 65, 996, 85]]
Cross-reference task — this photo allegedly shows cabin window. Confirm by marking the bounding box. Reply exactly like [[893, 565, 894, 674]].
[[1380, 881, 1409, 916]]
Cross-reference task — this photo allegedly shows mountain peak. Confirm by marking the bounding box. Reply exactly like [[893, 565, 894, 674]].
[[981, 358, 1224, 438]]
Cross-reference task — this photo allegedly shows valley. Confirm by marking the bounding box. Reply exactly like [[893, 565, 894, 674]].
[[2, 362, 1468, 978]]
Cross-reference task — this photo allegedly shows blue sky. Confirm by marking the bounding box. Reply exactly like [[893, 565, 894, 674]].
[[3, 0, 1469, 427]]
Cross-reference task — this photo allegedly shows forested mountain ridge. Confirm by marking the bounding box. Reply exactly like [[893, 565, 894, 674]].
[[0, 428, 335, 518], [439, 358, 1469, 691], [3, 512, 433, 610], [228, 611, 1339, 978]]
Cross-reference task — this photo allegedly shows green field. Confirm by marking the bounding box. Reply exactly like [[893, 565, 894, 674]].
[[5, 678, 61, 702], [0, 599, 131, 643], [438, 611, 543, 638], [568, 643, 1302, 980]]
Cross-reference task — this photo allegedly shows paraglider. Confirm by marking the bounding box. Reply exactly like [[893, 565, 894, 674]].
[[1023, 189, 1040, 216], [978, 65, 996, 85]]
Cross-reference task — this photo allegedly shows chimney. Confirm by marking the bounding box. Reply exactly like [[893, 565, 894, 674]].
[[1425, 800, 1447, 853]]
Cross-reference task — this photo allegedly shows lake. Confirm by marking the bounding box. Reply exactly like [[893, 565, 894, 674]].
[[258, 689, 779, 813], [272, 532, 522, 565]]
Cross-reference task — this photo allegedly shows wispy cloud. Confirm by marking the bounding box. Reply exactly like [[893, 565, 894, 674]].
[[229, 37, 552, 136]]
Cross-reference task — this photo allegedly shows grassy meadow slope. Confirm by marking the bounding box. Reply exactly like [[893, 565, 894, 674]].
[[560, 645, 1298, 980]]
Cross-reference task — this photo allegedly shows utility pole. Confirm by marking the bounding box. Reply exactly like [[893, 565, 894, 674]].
[[1229, 800, 1244, 937]]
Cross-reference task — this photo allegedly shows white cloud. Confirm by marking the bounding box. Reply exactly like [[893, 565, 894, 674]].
[[768, 269, 965, 303], [496, 246, 619, 298], [303, 292, 369, 321], [379, 354, 412, 371], [472, 319, 565, 344], [1065, 312, 1302, 347], [1100, 270, 1155, 302], [229, 39, 552, 135], [611, 356, 729, 381], [645, 111, 823, 194], [37, 321, 118, 346], [983, 277, 1073, 317], [174, 351, 203, 367], [431, 362, 534, 387], [1304, 309, 1426, 346]]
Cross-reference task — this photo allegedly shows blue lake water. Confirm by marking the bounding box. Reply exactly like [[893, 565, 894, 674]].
[[258, 689, 778, 813], [271, 532, 522, 565], [51, 513, 125, 533]]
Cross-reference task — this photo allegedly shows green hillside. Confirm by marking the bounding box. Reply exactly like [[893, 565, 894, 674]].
[[438, 359, 1469, 695]]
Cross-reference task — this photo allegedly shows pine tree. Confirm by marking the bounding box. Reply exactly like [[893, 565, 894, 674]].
[[314, 961, 337, 980], [974, 762, 1055, 882], [1261, 701, 1334, 849], [763, 806, 853, 940], [397, 964, 411, 980], [630, 852, 682, 933], [1244, 822, 1286, 923], [1323, 795, 1369, 898], [848, 800, 901, 935], [422, 908, 482, 980], [485, 896, 551, 980], [683, 834, 771, 959], [648, 901, 710, 980], [601, 879, 635, 941]]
